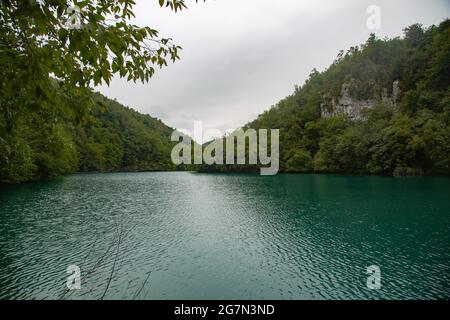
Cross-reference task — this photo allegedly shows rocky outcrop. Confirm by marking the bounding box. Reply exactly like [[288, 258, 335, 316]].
[[393, 166, 424, 177], [320, 80, 400, 120]]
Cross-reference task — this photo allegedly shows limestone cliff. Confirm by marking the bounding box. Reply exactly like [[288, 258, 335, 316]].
[[320, 80, 400, 120]]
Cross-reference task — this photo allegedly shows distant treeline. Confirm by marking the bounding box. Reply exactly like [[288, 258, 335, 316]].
[[199, 20, 450, 176]]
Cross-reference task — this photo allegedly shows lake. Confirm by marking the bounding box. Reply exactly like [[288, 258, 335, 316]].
[[0, 172, 449, 299]]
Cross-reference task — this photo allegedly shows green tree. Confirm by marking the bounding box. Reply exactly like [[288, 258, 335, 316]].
[[0, 0, 203, 182], [286, 149, 313, 173]]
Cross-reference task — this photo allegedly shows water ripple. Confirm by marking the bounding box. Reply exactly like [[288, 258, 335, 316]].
[[0, 173, 449, 299]]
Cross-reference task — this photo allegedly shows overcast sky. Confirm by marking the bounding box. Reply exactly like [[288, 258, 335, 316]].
[[97, 0, 450, 140]]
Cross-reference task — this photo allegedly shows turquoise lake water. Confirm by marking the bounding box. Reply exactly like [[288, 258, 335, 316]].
[[0, 172, 449, 299]]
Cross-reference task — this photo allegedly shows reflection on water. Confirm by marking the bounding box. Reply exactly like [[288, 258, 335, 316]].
[[0, 173, 449, 299]]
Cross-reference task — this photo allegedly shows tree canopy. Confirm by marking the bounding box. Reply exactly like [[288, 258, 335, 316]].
[[0, 0, 201, 183]]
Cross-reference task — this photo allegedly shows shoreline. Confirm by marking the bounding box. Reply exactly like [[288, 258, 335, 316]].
[[2, 170, 449, 187]]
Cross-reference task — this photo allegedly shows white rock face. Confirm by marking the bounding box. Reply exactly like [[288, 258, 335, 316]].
[[321, 81, 400, 120]]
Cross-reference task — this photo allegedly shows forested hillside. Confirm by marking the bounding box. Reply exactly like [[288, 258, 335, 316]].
[[0, 0, 198, 184], [0, 92, 179, 184], [2, 15, 449, 183], [203, 20, 450, 176], [75, 93, 177, 173]]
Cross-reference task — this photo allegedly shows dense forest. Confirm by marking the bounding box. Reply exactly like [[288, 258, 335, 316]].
[[200, 20, 450, 176], [0, 0, 196, 184], [0, 91, 180, 183], [1, 10, 449, 183]]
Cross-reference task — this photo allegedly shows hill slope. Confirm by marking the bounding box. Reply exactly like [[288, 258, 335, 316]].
[[0, 92, 180, 183], [204, 20, 450, 176]]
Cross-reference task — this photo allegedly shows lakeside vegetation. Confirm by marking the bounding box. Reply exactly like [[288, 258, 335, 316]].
[[0, 0, 196, 183], [0, 91, 180, 183], [1, 1, 449, 183]]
